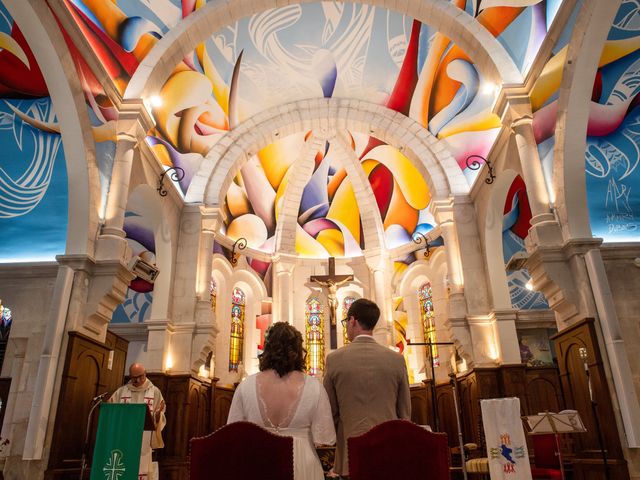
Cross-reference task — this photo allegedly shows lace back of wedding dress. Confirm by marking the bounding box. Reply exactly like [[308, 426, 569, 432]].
[[255, 370, 306, 429]]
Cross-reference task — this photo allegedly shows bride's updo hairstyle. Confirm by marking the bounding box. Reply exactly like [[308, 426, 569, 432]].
[[259, 322, 306, 377]]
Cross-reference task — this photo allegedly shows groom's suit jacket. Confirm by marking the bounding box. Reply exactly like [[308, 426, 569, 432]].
[[323, 335, 411, 475]]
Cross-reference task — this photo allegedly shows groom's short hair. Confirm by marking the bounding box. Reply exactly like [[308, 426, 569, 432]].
[[348, 299, 380, 331]]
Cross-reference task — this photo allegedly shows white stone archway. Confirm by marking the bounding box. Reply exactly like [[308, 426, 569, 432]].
[[125, 0, 521, 101], [485, 169, 519, 311], [213, 260, 268, 385], [552, 0, 621, 240], [396, 249, 450, 383]]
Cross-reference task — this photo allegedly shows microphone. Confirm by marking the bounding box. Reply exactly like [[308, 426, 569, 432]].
[[92, 392, 109, 402]]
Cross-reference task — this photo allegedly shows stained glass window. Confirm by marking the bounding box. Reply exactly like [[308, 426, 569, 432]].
[[418, 282, 439, 366], [209, 278, 217, 311], [305, 297, 325, 376], [228, 287, 245, 372], [0, 301, 12, 372], [341, 296, 356, 345]]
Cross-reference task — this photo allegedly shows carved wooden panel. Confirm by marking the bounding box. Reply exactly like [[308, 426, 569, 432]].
[[0, 377, 11, 434], [552, 318, 630, 479], [410, 383, 429, 426], [436, 381, 459, 448], [523, 367, 564, 415], [145, 373, 212, 480], [46, 331, 128, 480], [211, 383, 236, 431]]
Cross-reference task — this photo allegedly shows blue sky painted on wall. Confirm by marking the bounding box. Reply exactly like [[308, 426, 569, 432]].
[[0, 98, 67, 261]]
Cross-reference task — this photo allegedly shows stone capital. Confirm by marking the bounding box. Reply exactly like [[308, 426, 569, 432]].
[[117, 98, 155, 137], [430, 197, 455, 223], [200, 206, 221, 232], [494, 86, 533, 123]]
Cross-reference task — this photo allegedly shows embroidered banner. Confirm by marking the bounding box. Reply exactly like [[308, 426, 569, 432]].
[[481, 397, 532, 479]]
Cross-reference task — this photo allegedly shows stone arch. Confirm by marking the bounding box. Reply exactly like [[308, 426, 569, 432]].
[[5, 2, 101, 257], [552, 0, 621, 239], [213, 263, 268, 385], [396, 249, 451, 382], [192, 98, 466, 260], [484, 169, 519, 311], [125, 0, 521, 100]]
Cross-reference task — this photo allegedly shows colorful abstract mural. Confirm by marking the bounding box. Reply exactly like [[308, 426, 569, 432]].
[[148, 3, 505, 210], [111, 209, 156, 323], [502, 175, 548, 309], [455, 0, 565, 74], [531, 0, 583, 196], [62, 0, 189, 93], [221, 131, 433, 258], [533, 0, 640, 242], [585, 2, 640, 240], [0, 4, 68, 262]]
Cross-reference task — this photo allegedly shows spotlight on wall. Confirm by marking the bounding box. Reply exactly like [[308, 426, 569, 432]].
[[506, 251, 529, 271], [128, 255, 160, 284]]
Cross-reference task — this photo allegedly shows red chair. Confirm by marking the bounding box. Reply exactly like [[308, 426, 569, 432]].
[[190, 421, 294, 480], [347, 420, 450, 480], [530, 434, 562, 479]]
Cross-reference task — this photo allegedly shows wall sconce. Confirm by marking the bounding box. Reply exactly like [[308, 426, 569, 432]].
[[157, 167, 185, 197], [466, 155, 496, 184], [412, 232, 431, 259], [230, 237, 247, 267]]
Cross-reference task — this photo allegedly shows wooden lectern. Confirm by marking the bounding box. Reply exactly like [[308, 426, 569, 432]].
[[522, 410, 586, 480]]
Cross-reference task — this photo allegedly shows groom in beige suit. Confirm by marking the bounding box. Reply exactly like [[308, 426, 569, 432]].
[[323, 298, 411, 478]]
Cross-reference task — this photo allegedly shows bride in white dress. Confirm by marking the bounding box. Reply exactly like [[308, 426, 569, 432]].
[[227, 322, 336, 480]]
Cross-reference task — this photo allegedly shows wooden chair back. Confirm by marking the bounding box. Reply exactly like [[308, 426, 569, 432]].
[[190, 421, 294, 480], [347, 420, 450, 480]]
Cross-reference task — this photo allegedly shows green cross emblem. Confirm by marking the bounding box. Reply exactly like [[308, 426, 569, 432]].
[[103, 449, 126, 480]]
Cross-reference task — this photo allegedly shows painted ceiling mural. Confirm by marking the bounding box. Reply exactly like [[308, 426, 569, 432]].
[[585, 1, 640, 240], [502, 175, 548, 310], [60, 0, 572, 253], [221, 131, 433, 258], [454, 0, 564, 74], [0, 4, 68, 262], [62, 0, 188, 93]]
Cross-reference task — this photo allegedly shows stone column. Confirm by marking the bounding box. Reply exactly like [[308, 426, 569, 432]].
[[491, 310, 521, 364], [431, 199, 466, 318], [22, 265, 74, 460], [101, 100, 154, 239], [505, 93, 563, 247], [272, 254, 296, 324], [365, 252, 392, 346], [146, 319, 174, 373], [191, 207, 221, 369]]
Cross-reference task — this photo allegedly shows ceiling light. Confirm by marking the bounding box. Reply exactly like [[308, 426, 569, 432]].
[[481, 82, 499, 96], [149, 95, 163, 108], [525, 280, 534, 291]]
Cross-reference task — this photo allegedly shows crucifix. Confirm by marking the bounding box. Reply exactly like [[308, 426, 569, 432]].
[[310, 257, 353, 349]]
